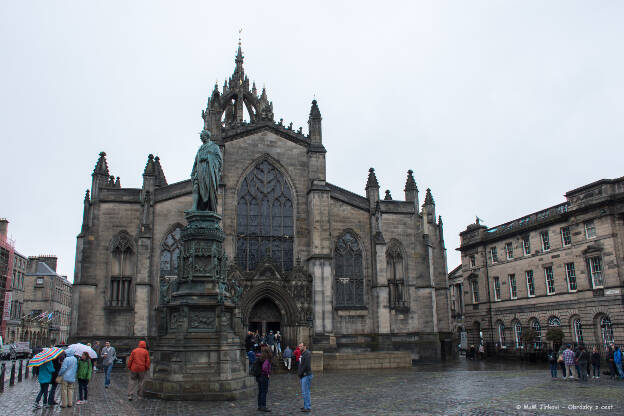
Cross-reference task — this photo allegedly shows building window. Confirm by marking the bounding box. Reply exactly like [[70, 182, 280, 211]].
[[36, 278, 44, 286], [469, 255, 476, 268], [386, 242, 407, 309], [522, 235, 531, 256], [565, 263, 577, 292], [514, 322, 523, 349], [540, 231, 550, 251], [525, 270, 535, 297], [548, 316, 561, 327], [508, 274, 517, 299], [471, 280, 479, 303], [560, 226, 571, 247], [493, 277, 501, 301], [236, 160, 294, 272], [490, 247, 498, 263], [504, 243, 513, 260], [573, 318, 584, 344], [334, 232, 364, 307], [532, 320, 542, 350], [600, 316, 614, 345], [586, 256, 604, 288], [584, 220, 596, 239], [160, 226, 183, 277], [498, 321, 506, 346], [544, 266, 555, 294], [109, 232, 134, 307]]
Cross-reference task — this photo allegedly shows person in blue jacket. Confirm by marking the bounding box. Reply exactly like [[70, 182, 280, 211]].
[[57, 347, 78, 408], [34, 360, 55, 409]]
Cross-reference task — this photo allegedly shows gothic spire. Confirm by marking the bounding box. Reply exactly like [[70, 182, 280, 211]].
[[143, 154, 156, 176], [365, 168, 379, 190], [84, 189, 90, 202], [92, 151, 109, 177], [424, 188, 435, 205], [404, 169, 417, 191], [309, 99, 321, 120], [154, 156, 168, 187]]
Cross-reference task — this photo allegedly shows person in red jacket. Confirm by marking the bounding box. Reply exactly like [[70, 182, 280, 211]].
[[294, 345, 302, 368], [127, 340, 150, 401]]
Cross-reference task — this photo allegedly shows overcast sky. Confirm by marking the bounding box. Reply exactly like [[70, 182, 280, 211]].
[[1, 1, 623, 279]]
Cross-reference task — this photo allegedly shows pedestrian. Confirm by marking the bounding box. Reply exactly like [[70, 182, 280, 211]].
[[283, 345, 293, 371], [245, 331, 254, 352], [298, 342, 313, 413], [255, 345, 272, 412], [57, 347, 78, 408], [557, 347, 566, 378], [563, 345, 575, 380], [33, 360, 55, 409], [547, 349, 557, 378], [248, 349, 256, 375], [100, 340, 117, 388], [76, 352, 93, 404], [591, 346, 601, 379], [127, 340, 150, 401], [469, 345, 476, 360], [478, 344, 485, 360], [607, 345, 616, 379], [92, 341, 102, 371], [275, 331, 282, 355], [47, 353, 64, 406], [294, 344, 302, 367], [574, 345, 581, 379], [267, 330, 275, 353], [577, 346, 588, 381], [614, 345, 624, 379]]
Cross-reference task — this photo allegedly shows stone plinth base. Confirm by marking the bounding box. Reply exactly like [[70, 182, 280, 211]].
[[323, 351, 412, 370]]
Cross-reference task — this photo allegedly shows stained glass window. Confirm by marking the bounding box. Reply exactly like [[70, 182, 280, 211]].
[[110, 233, 134, 307], [334, 232, 364, 307], [160, 227, 182, 277], [236, 160, 294, 272], [386, 242, 406, 308]]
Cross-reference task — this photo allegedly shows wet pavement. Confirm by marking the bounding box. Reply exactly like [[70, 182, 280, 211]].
[[0, 359, 622, 415]]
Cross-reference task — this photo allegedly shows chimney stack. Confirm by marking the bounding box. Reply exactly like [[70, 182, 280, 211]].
[[0, 218, 8, 240]]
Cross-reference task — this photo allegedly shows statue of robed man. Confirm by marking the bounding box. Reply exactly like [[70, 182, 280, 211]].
[[191, 129, 222, 212]]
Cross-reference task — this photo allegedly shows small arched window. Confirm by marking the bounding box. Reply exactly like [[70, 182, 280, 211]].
[[531, 320, 542, 350], [386, 241, 407, 309], [109, 232, 134, 307], [514, 322, 523, 349], [573, 318, 584, 344], [600, 316, 614, 345], [335, 232, 364, 307], [160, 226, 183, 277], [548, 316, 561, 327]]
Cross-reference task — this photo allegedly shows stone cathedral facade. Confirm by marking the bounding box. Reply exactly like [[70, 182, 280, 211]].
[[70, 46, 452, 360]]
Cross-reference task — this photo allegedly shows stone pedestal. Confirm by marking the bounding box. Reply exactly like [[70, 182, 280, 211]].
[[144, 210, 255, 400]]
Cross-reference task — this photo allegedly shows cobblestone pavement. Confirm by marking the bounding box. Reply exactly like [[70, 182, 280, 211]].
[[0, 359, 622, 415]]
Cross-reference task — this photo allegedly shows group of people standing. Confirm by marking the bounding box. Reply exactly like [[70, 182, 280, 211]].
[[245, 331, 313, 413], [548, 344, 624, 381], [33, 340, 150, 408]]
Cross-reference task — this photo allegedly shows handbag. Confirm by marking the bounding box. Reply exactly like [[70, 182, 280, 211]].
[[55, 376, 64, 384]]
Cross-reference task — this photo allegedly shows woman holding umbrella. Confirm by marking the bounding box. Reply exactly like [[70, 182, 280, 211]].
[[28, 347, 64, 409]]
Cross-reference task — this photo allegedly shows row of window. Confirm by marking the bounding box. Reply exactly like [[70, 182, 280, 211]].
[[13, 256, 26, 270], [472, 256, 604, 303], [11, 269, 24, 290], [469, 220, 598, 267], [498, 315, 614, 349], [54, 287, 71, 307], [9, 301, 23, 320]]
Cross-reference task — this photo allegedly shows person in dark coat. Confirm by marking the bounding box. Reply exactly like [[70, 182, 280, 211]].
[[607, 345, 616, 379], [547, 349, 557, 378], [256, 346, 272, 412], [591, 346, 601, 379], [47, 353, 65, 406], [245, 331, 254, 352], [298, 342, 313, 412], [577, 346, 589, 381]]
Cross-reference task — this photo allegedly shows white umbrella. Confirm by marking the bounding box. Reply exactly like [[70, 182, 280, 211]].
[[67, 343, 97, 359]]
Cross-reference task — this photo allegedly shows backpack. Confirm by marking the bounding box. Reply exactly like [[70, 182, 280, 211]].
[[251, 358, 263, 377]]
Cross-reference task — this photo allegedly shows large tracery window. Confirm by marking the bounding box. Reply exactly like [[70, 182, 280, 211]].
[[386, 242, 407, 309], [109, 232, 134, 307], [334, 232, 365, 307], [160, 227, 183, 277], [236, 160, 294, 272]]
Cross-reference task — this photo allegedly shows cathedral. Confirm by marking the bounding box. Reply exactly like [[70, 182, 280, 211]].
[[70, 45, 452, 361]]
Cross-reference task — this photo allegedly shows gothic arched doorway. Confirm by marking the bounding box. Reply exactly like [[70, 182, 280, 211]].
[[248, 297, 282, 336]]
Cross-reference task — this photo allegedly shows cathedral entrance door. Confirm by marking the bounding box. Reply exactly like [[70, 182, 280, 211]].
[[248, 297, 281, 337]]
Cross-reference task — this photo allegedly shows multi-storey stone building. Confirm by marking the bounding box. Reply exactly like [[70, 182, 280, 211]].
[[6, 251, 27, 343], [457, 177, 624, 353], [23, 256, 72, 345], [71, 46, 452, 360], [447, 265, 465, 340]]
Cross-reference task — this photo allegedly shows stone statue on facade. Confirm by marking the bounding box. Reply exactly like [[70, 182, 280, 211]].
[[191, 129, 222, 212]]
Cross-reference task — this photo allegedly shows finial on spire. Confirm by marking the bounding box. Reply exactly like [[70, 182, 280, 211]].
[[309, 99, 321, 119], [424, 188, 435, 205], [384, 190, 392, 200], [143, 154, 156, 176], [93, 151, 110, 176], [238, 28, 242, 47], [366, 167, 379, 190], [404, 169, 417, 191]]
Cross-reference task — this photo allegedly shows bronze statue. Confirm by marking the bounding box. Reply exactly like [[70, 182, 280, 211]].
[[191, 129, 222, 211]]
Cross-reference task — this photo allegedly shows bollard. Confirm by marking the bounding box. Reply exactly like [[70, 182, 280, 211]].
[[25, 360, 29, 379], [9, 361, 15, 386], [18, 360, 23, 382], [0, 363, 5, 392]]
